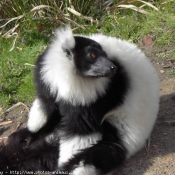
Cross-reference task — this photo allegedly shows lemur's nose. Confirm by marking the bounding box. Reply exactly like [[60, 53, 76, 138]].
[[110, 65, 117, 72]]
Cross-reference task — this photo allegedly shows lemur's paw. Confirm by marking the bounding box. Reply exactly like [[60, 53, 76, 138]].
[[27, 98, 47, 133], [72, 165, 98, 175], [72, 167, 113, 175]]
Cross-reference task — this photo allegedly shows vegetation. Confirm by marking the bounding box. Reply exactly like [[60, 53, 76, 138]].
[[0, 0, 175, 109]]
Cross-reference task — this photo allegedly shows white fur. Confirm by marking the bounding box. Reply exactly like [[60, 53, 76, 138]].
[[89, 34, 159, 157], [40, 27, 109, 106], [28, 27, 159, 169], [27, 98, 47, 133], [58, 133, 102, 168]]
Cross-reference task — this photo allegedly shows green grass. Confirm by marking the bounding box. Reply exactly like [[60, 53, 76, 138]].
[[97, 2, 175, 45], [74, 2, 175, 46], [166, 70, 175, 75], [0, 35, 48, 109], [156, 49, 175, 60], [0, 1, 175, 109]]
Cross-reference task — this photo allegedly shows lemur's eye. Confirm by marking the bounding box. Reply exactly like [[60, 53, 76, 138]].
[[91, 53, 97, 59]]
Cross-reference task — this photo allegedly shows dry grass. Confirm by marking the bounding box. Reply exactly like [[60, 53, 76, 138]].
[[0, 0, 173, 50], [0, 0, 169, 31]]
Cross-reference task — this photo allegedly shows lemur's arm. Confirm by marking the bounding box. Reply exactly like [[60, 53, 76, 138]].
[[61, 121, 126, 175], [0, 128, 58, 171]]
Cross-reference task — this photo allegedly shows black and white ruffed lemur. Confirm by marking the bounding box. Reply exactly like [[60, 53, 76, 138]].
[[0, 26, 159, 175]]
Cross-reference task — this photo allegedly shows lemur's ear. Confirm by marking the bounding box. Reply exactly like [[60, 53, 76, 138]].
[[55, 25, 75, 52]]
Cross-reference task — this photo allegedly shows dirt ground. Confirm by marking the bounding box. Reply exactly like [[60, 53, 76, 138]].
[[0, 45, 175, 175]]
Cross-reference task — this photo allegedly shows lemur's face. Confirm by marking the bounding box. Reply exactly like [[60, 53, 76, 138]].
[[73, 36, 117, 77]]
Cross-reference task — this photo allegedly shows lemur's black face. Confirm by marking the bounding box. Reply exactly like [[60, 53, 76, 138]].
[[73, 36, 117, 77]]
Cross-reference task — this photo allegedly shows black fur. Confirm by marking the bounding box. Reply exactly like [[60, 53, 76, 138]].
[[0, 35, 129, 174]]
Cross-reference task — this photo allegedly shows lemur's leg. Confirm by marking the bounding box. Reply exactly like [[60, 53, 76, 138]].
[[61, 121, 127, 175], [27, 97, 55, 133]]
